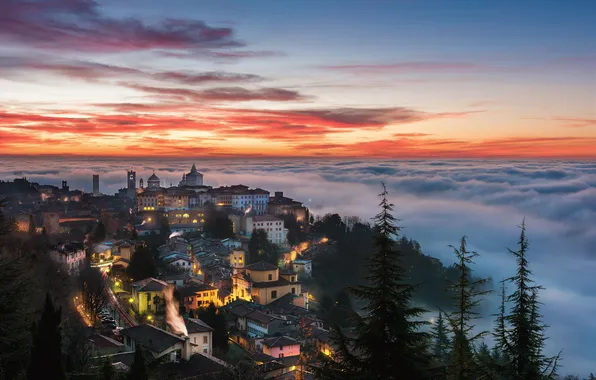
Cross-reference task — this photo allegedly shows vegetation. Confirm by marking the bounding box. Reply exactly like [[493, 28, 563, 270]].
[[92, 221, 106, 243], [127, 245, 158, 281], [128, 348, 148, 380], [28, 293, 65, 380], [203, 208, 233, 239], [79, 267, 108, 322], [247, 229, 279, 265], [317, 184, 430, 379], [445, 236, 491, 379], [198, 302, 229, 357]]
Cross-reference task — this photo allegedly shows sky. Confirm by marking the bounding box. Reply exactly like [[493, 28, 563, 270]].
[[0, 0, 595, 158], [2, 157, 596, 374]]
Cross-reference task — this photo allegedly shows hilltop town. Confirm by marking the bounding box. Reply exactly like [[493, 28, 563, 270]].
[[0, 164, 331, 379]]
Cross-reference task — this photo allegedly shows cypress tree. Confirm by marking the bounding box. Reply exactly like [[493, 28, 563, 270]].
[[28, 293, 65, 380], [317, 183, 430, 379], [446, 236, 491, 380], [128, 347, 148, 380]]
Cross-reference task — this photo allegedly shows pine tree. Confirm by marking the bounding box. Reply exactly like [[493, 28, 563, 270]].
[[317, 183, 430, 380], [128, 347, 148, 380], [28, 293, 65, 380], [446, 236, 491, 380], [430, 311, 450, 376], [503, 220, 560, 380]]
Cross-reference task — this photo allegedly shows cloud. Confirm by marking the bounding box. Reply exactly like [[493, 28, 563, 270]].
[[1, 157, 594, 376], [320, 61, 486, 74], [123, 83, 307, 102], [0, 0, 243, 53], [552, 117, 596, 128], [0, 55, 266, 85], [160, 50, 286, 60]]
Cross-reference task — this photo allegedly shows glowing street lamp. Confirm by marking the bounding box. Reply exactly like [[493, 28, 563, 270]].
[[128, 297, 134, 304]]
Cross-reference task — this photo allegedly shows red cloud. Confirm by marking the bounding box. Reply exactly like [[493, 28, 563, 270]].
[[552, 117, 596, 128]]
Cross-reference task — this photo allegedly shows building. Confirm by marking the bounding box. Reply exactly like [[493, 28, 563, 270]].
[[147, 172, 160, 189], [262, 336, 300, 359], [268, 192, 309, 225], [211, 185, 269, 214], [229, 249, 246, 269], [131, 278, 169, 314], [127, 170, 136, 199], [50, 241, 86, 274], [162, 252, 194, 271], [231, 262, 305, 306], [88, 334, 124, 357], [292, 259, 312, 279], [246, 310, 285, 339], [121, 324, 192, 362], [247, 215, 287, 246], [92, 174, 99, 196], [179, 283, 220, 311], [185, 318, 213, 355], [179, 164, 204, 187]]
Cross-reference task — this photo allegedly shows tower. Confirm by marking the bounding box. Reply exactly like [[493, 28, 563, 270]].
[[139, 178, 144, 189], [92, 174, 99, 196], [127, 170, 136, 199], [61, 180, 68, 191]]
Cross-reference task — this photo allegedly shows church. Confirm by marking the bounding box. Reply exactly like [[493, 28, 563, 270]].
[[179, 164, 204, 187]]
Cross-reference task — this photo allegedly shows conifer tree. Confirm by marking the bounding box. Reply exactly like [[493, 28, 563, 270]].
[[28, 293, 65, 380], [101, 356, 115, 380], [446, 236, 491, 380], [431, 311, 451, 376], [502, 220, 560, 380], [316, 183, 430, 380], [128, 347, 148, 380]]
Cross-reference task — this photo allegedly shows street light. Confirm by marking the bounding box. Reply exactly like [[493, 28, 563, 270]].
[[128, 298, 134, 304]]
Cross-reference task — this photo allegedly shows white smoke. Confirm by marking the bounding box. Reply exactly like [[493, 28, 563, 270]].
[[164, 285, 188, 336], [169, 231, 183, 239]]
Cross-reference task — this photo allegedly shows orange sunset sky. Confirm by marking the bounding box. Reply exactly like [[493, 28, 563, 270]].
[[0, 0, 594, 158]]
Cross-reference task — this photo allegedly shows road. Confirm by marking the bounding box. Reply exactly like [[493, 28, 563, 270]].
[[103, 273, 137, 327]]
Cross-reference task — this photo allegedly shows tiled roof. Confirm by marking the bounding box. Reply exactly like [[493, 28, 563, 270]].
[[262, 336, 298, 348], [88, 334, 124, 349], [246, 261, 278, 271], [132, 278, 169, 292], [120, 324, 184, 353], [185, 318, 213, 334], [246, 310, 281, 325], [279, 268, 297, 275]]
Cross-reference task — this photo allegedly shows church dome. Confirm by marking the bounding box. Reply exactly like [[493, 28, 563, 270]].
[[148, 173, 160, 181]]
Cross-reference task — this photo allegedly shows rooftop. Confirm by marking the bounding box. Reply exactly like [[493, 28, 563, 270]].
[[132, 278, 169, 292], [88, 334, 124, 349], [178, 283, 217, 297], [151, 353, 227, 379], [252, 215, 282, 222], [246, 310, 282, 325], [246, 261, 278, 271], [262, 336, 299, 348], [185, 318, 213, 334], [279, 268, 297, 275], [120, 324, 184, 353]]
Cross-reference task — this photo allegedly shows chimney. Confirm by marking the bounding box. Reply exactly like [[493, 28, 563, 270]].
[[182, 336, 191, 361]]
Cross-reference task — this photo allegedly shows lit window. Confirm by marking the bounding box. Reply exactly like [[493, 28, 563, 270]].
[[193, 219, 197, 223]]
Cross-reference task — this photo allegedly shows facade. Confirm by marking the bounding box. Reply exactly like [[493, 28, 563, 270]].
[[231, 188, 270, 214], [185, 318, 213, 355], [121, 324, 192, 362], [247, 215, 287, 245], [92, 174, 99, 196], [262, 336, 300, 359], [131, 278, 168, 314], [229, 249, 246, 269], [180, 283, 220, 311], [245, 310, 285, 338], [292, 260, 313, 279], [51, 242, 86, 274], [231, 262, 305, 306], [268, 192, 309, 225], [179, 164, 204, 187]]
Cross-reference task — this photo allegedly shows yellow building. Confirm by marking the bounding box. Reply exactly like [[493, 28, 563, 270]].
[[131, 278, 168, 314], [231, 262, 302, 305], [179, 282, 221, 312], [229, 249, 246, 269]]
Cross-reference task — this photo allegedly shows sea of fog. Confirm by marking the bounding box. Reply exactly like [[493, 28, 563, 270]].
[[2, 156, 595, 374]]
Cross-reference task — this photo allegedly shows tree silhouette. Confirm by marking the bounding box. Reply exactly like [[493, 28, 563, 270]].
[[28, 293, 65, 380], [128, 347, 148, 380]]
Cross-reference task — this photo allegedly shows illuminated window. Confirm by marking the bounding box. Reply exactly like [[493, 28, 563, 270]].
[[183, 213, 189, 218], [192, 219, 197, 223], [200, 219, 205, 223]]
